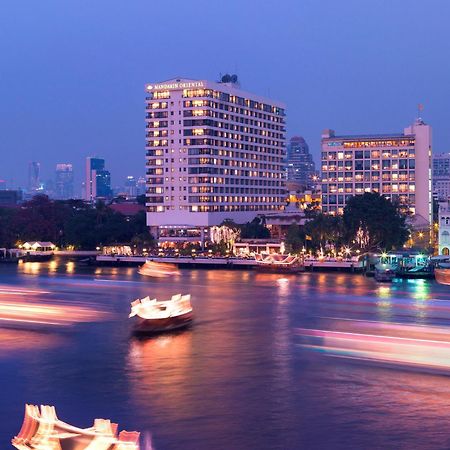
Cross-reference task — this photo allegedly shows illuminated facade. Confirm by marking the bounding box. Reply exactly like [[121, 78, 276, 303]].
[[85, 157, 112, 201], [286, 136, 316, 188], [433, 153, 450, 201], [438, 200, 450, 255], [145, 78, 286, 236], [321, 119, 432, 223]]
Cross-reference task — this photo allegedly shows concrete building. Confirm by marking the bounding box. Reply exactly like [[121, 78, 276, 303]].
[[28, 162, 41, 193], [55, 164, 74, 200], [145, 77, 286, 239], [85, 157, 112, 201], [286, 136, 316, 188], [438, 199, 450, 255], [433, 153, 450, 201], [321, 119, 432, 224]]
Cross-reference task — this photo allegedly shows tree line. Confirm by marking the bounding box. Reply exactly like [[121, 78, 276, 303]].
[[0, 195, 154, 250]]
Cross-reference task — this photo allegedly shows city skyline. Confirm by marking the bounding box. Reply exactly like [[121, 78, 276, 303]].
[[1, 0, 450, 186]]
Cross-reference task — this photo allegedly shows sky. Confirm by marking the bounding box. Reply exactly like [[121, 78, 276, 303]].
[[1, 0, 450, 191]]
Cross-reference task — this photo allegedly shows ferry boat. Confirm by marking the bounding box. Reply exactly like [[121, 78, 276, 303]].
[[374, 263, 396, 282], [138, 260, 180, 278], [12, 404, 140, 449], [129, 293, 193, 334], [254, 253, 303, 273]]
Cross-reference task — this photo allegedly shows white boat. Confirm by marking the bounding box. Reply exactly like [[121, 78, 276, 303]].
[[138, 260, 180, 278], [254, 253, 303, 273], [12, 404, 140, 449], [129, 294, 193, 333]]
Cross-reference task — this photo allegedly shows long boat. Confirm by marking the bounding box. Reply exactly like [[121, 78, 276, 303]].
[[254, 253, 304, 273], [435, 268, 450, 285], [12, 404, 140, 449], [129, 294, 193, 334], [138, 260, 180, 278]]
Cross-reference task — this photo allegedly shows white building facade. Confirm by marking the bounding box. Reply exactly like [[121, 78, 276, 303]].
[[438, 200, 450, 255], [321, 119, 432, 223], [145, 78, 286, 237]]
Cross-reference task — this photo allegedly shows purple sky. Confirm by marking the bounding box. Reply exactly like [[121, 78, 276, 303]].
[[1, 0, 450, 191]]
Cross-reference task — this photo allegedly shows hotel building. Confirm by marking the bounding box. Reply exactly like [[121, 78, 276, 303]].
[[145, 77, 286, 239], [321, 119, 432, 223]]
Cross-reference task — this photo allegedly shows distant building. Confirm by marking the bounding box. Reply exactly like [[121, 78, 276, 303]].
[[438, 199, 450, 255], [0, 180, 6, 190], [124, 176, 137, 197], [136, 177, 146, 196], [0, 190, 22, 206], [433, 153, 450, 201], [321, 119, 432, 224], [28, 162, 41, 192], [145, 76, 286, 240], [55, 164, 74, 200], [286, 136, 316, 188], [85, 157, 112, 201]]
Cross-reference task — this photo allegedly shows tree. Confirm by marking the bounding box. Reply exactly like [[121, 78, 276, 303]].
[[343, 192, 408, 251], [303, 213, 344, 252], [240, 217, 271, 239], [285, 224, 305, 253]]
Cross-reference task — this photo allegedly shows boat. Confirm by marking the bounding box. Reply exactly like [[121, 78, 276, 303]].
[[254, 252, 303, 273], [374, 263, 396, 282], [138, 260, 180, 278], [435, 266, 450, 285], [12, 404, 140, 449], [129, 293, 193, 334]]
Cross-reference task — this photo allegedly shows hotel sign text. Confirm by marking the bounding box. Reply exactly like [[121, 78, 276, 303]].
[[146, 81, 205, 91]]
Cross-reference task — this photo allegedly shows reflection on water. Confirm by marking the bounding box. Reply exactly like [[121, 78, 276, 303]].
[[1, 261, 450, 449]]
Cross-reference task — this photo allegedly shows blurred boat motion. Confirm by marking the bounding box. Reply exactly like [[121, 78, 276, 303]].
[[129, 294, 193, 334], [12, 404, 140, 449], [297, 319, 450, 374], [254, 253, 303, 273], [138, 260, 180, 278]]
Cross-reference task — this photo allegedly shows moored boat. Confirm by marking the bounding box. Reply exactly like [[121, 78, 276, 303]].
[[138, 260, 180, 278], [435, 267, 450, 285], [254, 253, 303, 273], [374, 263, 396, 282], [129, 294, 193, 334]]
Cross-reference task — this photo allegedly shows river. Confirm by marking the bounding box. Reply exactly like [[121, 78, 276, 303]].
[[1, 261, 450, 449]]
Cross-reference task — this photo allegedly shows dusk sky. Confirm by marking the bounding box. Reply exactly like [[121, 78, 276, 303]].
[[1, 0, 450, 191]]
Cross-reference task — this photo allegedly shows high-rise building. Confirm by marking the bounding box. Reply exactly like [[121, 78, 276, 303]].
[[438, 199, 450, 255], [433, 153, 450, 201], [28, 162, 41, 192], [136, 177, 146, 196], [321, 119, 432, 223], [0, 180, 6, 190], [286, 136, 316, 188], [124, 176, 137, 197], [145, 77, 286, 238], [55, 164, 74, 200], [85, 157, 112, 201]]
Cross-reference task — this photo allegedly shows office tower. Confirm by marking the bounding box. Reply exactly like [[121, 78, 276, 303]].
[[28, 162, 41, 192], [321, 119, 432, 223], [85, 157, 112, 201], [136, 177, 146, 196], [145, 76, 286, 238], [124, 176, 137, 197], [286, 136, 316, 188], [55, 164, 74, 200], [433, 153, 450, 201]]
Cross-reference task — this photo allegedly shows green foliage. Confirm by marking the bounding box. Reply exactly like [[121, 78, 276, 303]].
[[220, 217, 270, 239], [0, 196, 155, 250], [285, 224, 305, 253], [343, 192, 408, 251]]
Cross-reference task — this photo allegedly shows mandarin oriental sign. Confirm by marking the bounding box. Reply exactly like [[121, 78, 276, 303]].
[[146, 81, 205, 91]]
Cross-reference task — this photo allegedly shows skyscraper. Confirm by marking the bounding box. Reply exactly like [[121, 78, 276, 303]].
[[55, 164, 74, 200], [124, 176, 137, 197], [321, 119, 432, 223], [28, 162, 41, 192], [286, 136, 316, 188], [145, 77, 286, 238], [85, 157, 112, 201]]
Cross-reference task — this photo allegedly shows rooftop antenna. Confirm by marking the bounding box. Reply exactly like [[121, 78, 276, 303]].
[[417, 103, 424, 120]]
